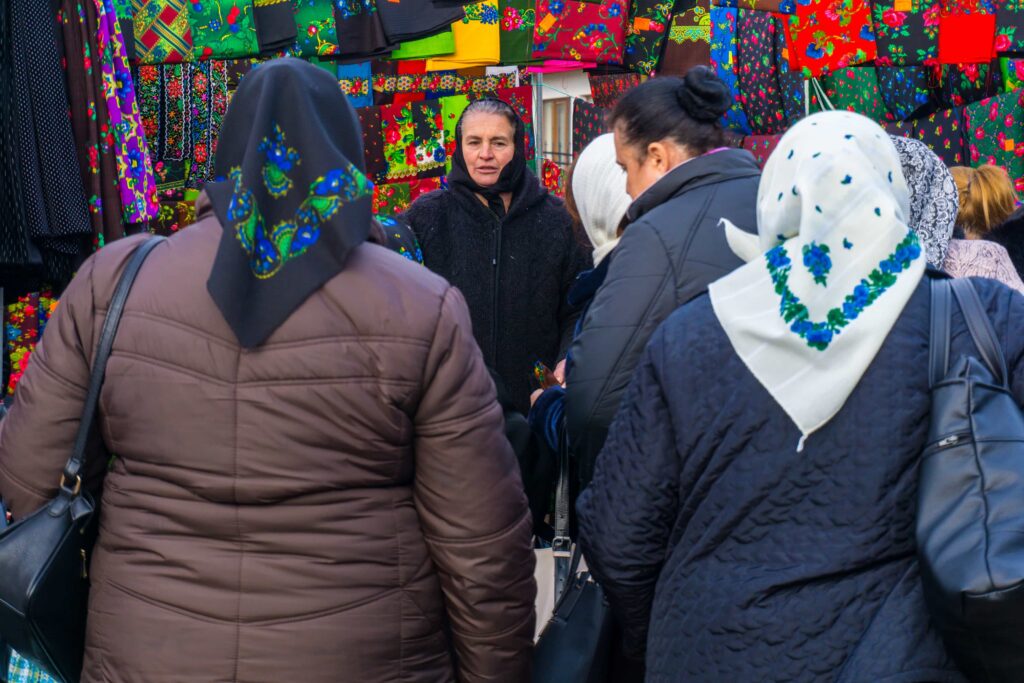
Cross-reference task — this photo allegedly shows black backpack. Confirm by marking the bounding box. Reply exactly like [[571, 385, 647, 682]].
[[917, 277, 1024, 681]]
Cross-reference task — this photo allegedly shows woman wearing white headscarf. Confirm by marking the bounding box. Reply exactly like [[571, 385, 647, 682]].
[[528, 133, 631, 452], [576, 111, 1024, 682], [889, 135, 1024, 293]]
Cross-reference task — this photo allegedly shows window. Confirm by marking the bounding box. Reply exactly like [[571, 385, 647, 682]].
[[543, 98, 572, 167]]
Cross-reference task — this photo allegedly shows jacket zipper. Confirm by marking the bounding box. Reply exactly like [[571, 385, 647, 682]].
[[491, 216, 502, 364]]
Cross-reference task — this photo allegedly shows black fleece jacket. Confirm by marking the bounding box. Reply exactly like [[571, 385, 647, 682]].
[[403, 173, 591, 414]]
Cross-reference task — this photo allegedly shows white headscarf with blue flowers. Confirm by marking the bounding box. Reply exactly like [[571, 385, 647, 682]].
[[708, 111, 925, 446]]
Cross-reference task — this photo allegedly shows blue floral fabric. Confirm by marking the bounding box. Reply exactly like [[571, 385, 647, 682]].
[[710, 7, 750, 134]]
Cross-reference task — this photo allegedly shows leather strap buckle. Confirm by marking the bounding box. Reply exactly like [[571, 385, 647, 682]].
[[59, 474, 82, 496]]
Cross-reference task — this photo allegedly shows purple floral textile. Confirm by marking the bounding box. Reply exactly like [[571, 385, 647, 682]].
[[96, 0, 158, 222]]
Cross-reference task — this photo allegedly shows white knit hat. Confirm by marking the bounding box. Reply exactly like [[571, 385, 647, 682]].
[[572, 134, 632, 266]]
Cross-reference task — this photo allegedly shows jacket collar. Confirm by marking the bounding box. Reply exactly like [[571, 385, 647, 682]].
[[627, 148, 761, 223], [567, 255, 611, 309], [450, 169, 550, 223]]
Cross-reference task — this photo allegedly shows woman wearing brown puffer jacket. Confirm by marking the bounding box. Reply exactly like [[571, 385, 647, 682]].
[[0, 58, 535, 683]]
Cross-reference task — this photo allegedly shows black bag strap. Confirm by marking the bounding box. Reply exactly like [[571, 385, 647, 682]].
[[949, 278, 1008, 387], [929, 278, 952, 388], [60, 237, 166, 490], [552, 420, 573, 601]]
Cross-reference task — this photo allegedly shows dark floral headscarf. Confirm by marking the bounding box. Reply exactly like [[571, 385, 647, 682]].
[[205, 58, 374, 347]]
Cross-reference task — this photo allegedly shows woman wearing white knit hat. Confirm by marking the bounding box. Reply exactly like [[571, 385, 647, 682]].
[[528, 133, 631, 454]]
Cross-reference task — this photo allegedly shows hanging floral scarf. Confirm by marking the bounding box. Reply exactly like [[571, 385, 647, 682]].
[[531, 0, 627, 64], [97, 0, 158, 223]]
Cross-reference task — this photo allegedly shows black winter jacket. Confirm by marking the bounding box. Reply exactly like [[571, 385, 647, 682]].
[[565, 148, 760, 489], [987, 205, 1024, 278], [403, 173, 590, 414], [574, 274, 1024, 683]]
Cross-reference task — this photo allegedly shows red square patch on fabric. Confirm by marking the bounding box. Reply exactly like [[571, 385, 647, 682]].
[[938, 13, 996, 63]]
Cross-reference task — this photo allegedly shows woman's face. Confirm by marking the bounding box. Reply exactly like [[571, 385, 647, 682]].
[[614, 126, 691, 200], [460, 112, 517, 188]]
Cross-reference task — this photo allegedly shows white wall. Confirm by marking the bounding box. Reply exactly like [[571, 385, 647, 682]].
[[538, 70, 591, 101]]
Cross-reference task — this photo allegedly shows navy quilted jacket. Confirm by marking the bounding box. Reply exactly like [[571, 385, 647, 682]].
[[577, 273, 1024, 683]]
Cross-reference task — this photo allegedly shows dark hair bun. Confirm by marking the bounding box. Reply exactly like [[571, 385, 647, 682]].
[[676, 66, 732, 123]]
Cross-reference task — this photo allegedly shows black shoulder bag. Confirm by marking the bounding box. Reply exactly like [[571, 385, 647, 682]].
[[0, 236, 165, 683], [533, 424, 613, 683], [918, 277, 1024, 682]]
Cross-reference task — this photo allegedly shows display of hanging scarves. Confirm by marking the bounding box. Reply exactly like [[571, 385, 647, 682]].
[[710, 6, 750, 134], [939, 62, 1001, 108], [376, 0, 465, 45], [253, 0, 297, 54], [499, 0, 536, 64], [541, 158, 565, 197], [334, 0, 393, 59], [913, 105, 967, 165], [381, 101, 419, 180], [821, 66, 890, 122], [659, 0, 710, 77], [370, 70, 515, 102], [572, 99, 608, 157], [783, 0, 878, 77], [137, 64, 161, 149], [392, 29, 455, 59], [408, 176, 442, 202], [339, 62, 373, 107], [132, 0, 194, 63], [6, 293, 57, 397], [531, 0, 628, 64], [872, 0, 940, 66], [964, 90, 1024, 193], [740, 133, 782, 168], [714, 0, 795, 11], [772, 14, 804, 125], [372, 180, 413, 214], [294, 0, 341, 58], [188, 60, 228, 187], [412, 100, 446, 176], [161, 62, 191, 161], [881, 117, 915, 135], [496, 85, 536, 159], [356, 106, 387, 181], [426, 1, 501, 69], [1002, 57, 1024, 90], [588, 72, 641, 109], [736, 9, 785, 135], [97, 0, 159, 223], [877, 65, 934, 120], [997, 0, 1024, 52], [440, 93, 469, 172], [623, 0, 673, 75], [60, 0, 125, 241], [187, 0, 258, 60]]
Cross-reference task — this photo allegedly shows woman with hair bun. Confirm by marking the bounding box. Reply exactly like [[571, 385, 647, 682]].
[[566, 67, 761, 492]]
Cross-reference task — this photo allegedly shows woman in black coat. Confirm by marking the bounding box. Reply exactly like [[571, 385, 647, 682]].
[[403, 99, 590, 414], [578, 111, 981, 682], [565, 67, 760, 490]]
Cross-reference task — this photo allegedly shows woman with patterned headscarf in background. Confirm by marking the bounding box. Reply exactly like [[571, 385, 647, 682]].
[[0, 58, 534, 683], [890, 136, 1024, 293]]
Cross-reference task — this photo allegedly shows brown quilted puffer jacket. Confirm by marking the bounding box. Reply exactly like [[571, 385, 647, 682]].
[[0, 198, 536, 683]]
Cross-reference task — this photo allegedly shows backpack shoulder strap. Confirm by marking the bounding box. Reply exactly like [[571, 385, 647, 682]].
[[949, 278, 1008, 387], [929, 277, 952, 388]]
